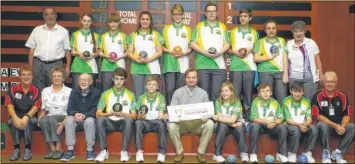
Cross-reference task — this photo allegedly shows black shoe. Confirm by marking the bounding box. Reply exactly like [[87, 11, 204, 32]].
[[9, 149, 20, 161], [44, 151, 54, 159]]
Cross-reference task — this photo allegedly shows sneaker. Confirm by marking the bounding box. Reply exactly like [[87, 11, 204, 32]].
[[212, 154, 225, 163], [331, 149, 347, 163], [250, 153, 258, 163], [44, 151, 54, 159], [23, 149, 32, 161], [322, 149, 331, 163], [121, 150, 130, 162], [61, 150, 75, 162], [95, 150, 109, 162], [287, 152, 297, 163], [136, 150, 144, 162], [157, 153, 165, 163], [240, 152, 249, 162], [86, 151, 95, 161], [303, 151, 315, 163], [9, 149, 20, 161], [276, 153, 288, 163]]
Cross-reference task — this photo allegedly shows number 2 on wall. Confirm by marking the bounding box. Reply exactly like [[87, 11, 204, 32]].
[[227, 16, 232, 24]]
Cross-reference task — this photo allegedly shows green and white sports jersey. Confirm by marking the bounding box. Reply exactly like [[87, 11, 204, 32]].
[[97, 87, 137, 121], [99, 31, 127, 72], [192, 21, 230, 69], [162, 23, 192, 73], [250, 97, 283, 121], [70, 30, 100, 73], [230, 26, 259, 71], [136, 92, 166, 120], [282, 96, 311, 124], [127, 30, 164, 74], [254, 37, 287, 72], [215, 100, 242, 120]]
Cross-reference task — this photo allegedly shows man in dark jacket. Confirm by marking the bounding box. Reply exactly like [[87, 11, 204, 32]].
[[60, 73, 100, 161]]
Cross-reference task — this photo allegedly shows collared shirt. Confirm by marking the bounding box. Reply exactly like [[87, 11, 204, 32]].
[[136, 92, 166, 120], [97, 87, 137, 121], [215, 100, 242, 119], [70, 29, 100, 73], [250, 97, 284, 121], [162, 23, 192, 73], [254, 37, 287, 72], [311, 89, 353, 124], [5, 83, 41, 118], [287, 37, 320, 82], [25, 23, 71, 62], [127, 29, 164, 74], [283, 96, 311, 124], [170, 85, 209, 106], [100, 30, 128, 71], [191, 21, 230, 69], [41, 84, 72, 116], [229, 25, 259, 71]]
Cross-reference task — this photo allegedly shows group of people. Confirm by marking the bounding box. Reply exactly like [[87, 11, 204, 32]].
[[5, 2, 354, 164]]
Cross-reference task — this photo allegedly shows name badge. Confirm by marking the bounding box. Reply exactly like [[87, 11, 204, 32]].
[[321, 101, 328, 107], [329, 105, 335, 116]]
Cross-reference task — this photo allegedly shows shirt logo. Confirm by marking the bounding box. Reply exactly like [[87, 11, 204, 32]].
[[118, 40, 122, 45], [15, 93, 22, 99], [215, 30, 221, 35], [268, 111, 275, 117], [336, 102, 340, 106], [300, 110, 306, 116], [148, 36, 153, 41], [321, 101, 328, 107], [122, 100, 128, 106], [181, 33, 187, 38], [247, 36, 252, 41]]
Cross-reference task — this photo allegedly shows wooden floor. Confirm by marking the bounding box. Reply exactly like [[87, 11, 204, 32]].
[[1, 155, 354, 163]]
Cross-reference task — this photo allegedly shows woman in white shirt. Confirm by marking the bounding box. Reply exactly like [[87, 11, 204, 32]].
[[38, 67, 72, 160], [287, 20, 323, 100]]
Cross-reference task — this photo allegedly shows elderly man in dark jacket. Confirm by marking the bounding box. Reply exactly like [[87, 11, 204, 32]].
[[60, 73, 100, 162]]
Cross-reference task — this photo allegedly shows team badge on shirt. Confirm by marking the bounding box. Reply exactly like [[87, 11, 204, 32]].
[[117, 40, 122, 45], [215, 30, 221, 35], [148, 36, 153, 41], [268, 111, 275, 117], [122, 100, 128, 106], [247, 36, 252, 41], [15, 93, 22, 99], [181, 33, 187, 38], [321, 101, 328, 107], [300, 110, 306, 116]]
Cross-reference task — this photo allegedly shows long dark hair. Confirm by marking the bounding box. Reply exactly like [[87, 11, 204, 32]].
[[136, 11, 153, 35], [81, 13, 96, 53]]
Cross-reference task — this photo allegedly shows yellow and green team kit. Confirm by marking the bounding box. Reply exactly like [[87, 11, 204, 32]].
[[97, 87, 137, 121], [99, 31, 128, 72], [250, 97, 284, 121], [192, 21, 230, 69], [162, 23, 191, 73], [70, 30, 100, 73], [229, 25, 259, 71], [215, 100, 242, 119], [253, 37, 287, 72], [282, 96, 311, 124], [127, 30, 164, 74], [136, 92, 166, 120]]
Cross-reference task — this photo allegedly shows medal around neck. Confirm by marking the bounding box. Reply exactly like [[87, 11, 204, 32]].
[[238, 48, 247, 55], [173, 46, 182, 53]]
